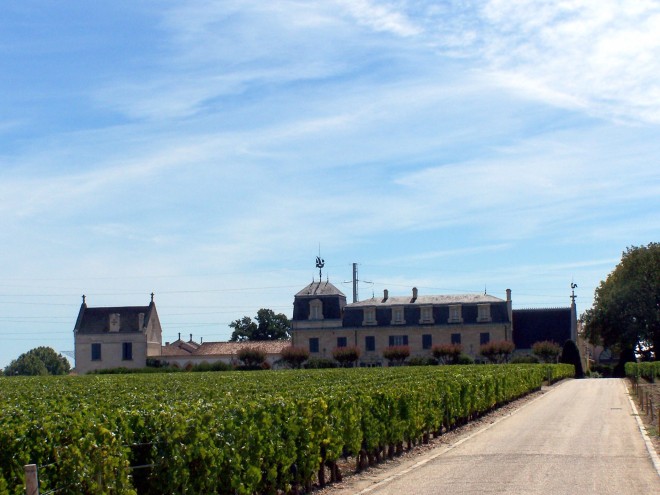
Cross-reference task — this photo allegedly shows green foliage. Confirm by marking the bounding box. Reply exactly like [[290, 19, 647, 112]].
[[280, 345, 310, 369], [229, 308, 291, 341], [456, 354, 474, 365], [531, 341, 562, 363], [236, 347, 267, 368], [479, 340, 515, 364], [303, 357, 338, 369], [0, 365, 574, 494], [582, 243, 660, 360], [626, 361, 660, 381], [510, 354, 540, 364], [560, 340, 584, 378], [382, 345, 410, 365], [4, 347, 70, 376], [332, 346, 361, 367], [590, 364, 613, 378], [431, 343, 463, 364], [407, 356, 437, 366]]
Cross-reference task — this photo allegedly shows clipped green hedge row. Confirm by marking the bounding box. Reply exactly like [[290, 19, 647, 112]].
[[0, 364, 573, 495], [625, 361, 660, 381]]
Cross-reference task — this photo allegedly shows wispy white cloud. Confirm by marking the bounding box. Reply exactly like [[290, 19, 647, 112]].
[[473, 0, 660, 123], [335, 0, 422, 37]]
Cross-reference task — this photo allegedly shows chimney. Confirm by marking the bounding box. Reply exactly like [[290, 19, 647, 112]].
[[178, 332, 181, 341], [506, 289, 512, 322], [189, 333, 193, 342], [412, 287, 418, 302], [383, 289, 389, 302]]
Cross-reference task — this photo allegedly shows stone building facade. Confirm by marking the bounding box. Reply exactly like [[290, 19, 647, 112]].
[[73, 295, 162, 374], [291, 280, 513, 365]]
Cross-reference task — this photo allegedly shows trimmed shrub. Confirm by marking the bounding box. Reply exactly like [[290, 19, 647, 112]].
[[383, 345, 410, 366], [480, 341, 515, 364], [407, 356, 437, 366], [559, 340, 584, 378], [332, 346, 361, 367], [432, 343, 463, 365], [303, 357, 338, 369], [281, 346, 310, 369], [532, 341, 562, 363], [456, 354, 474, 365], [510, 354, 540, 364], [237, 347, 267, 368]]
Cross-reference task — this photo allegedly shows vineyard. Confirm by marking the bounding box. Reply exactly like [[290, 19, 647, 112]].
[[0, 364, 574, 495]]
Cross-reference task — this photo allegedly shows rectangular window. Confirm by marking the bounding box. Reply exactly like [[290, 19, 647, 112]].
[[389, 335, 408, 346], [91, 343, 102, 361], [391, 307, 405, 325], [122, 342, 133, 361], [309, 337, 319, 353], [363, 307, 376, 325], [422, 334, 432, 350], [480, 332, 490, 345], [477, 304, 492, 322], [309, 299, 323, 320], [419, 306, 434, 324], [365, 336, 375, 352], [448, 305, 462, 323], [337, 337, 347, 348], [451, 333, 461, 345]]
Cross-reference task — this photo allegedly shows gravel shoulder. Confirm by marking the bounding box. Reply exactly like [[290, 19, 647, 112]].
[[627, 378, 660, 457]]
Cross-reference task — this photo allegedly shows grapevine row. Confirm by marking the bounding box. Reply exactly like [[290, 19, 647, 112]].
[[0, 364, 574, 495]]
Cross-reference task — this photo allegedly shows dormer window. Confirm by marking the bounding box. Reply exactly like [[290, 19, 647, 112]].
[[448, 305, 463, 323], [419, 305, 434, 324], [477, 304, 492, 322], [109, 313, 120, 332], [391, 306, 405, 325], [309, 299, 323, 320], [363, 307, 376, 326]]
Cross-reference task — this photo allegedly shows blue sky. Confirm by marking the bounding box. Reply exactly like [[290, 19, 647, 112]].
[[1, 1, 659, 369]]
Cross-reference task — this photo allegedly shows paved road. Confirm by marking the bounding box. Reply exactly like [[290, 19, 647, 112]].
[[353, 379, 660, 494]]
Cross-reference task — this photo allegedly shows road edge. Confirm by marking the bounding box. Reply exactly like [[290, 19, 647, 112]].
[[624, 379, 660, 478]]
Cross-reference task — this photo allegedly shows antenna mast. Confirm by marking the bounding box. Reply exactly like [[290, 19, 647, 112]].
[[346, 262, 372, 302]]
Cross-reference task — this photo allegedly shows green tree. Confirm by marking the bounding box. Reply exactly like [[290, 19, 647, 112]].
[[582, 243, 660, 360], [480, 340, 515, 364], [332, 346, 361, 367], [4, 346, 70, 376], [280, 346, 310, 369], [432, 343, 463, 365], [531, 341, 561, 363], [229, 308, 291, 342], [382, 345, 410, 366], [236, 347, 267, 368]]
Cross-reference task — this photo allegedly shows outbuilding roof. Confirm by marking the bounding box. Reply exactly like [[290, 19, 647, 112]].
[[161, 340, 291, 357]]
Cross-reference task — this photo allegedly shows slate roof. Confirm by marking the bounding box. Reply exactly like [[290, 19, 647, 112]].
[[512, 308, 572, 349], [75, 304, 154, 334], [295, 280, 346, 297], [161, 340, 291, 357], [348, 293, 504, 307]]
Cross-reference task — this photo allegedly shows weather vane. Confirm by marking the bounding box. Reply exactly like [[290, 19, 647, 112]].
[[570, 282, 578, 303], [315, 255, 325, 281]]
